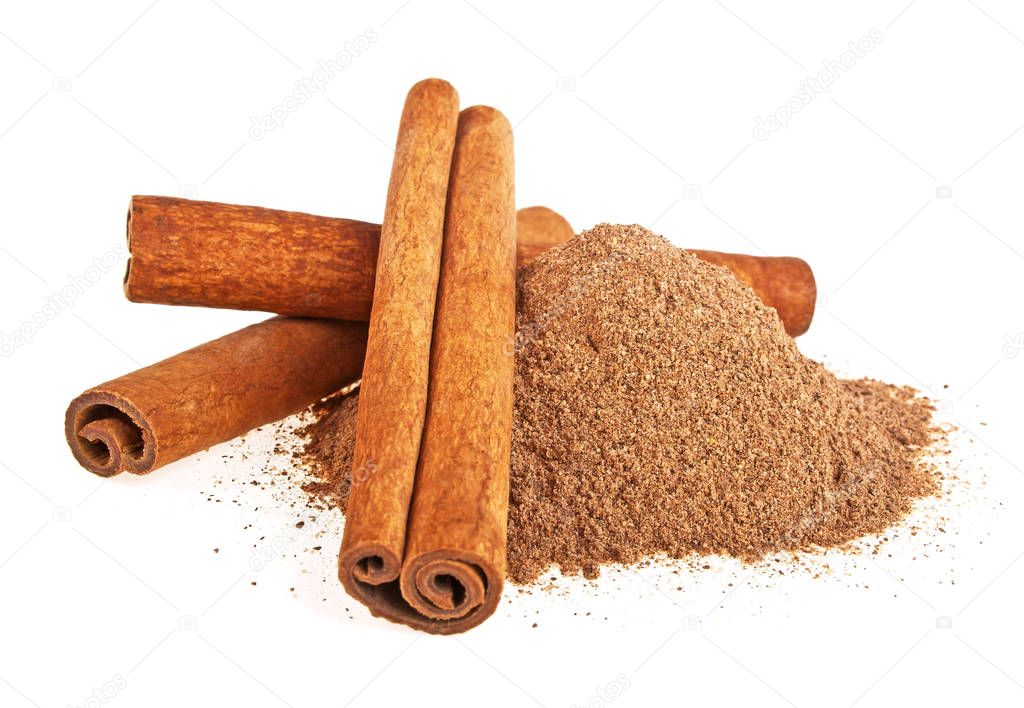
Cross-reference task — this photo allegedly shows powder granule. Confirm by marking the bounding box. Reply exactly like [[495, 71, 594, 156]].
[[295, 224, 941, 585]]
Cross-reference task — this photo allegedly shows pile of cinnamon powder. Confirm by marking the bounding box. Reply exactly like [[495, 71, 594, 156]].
[[294, 224, 941, 584]]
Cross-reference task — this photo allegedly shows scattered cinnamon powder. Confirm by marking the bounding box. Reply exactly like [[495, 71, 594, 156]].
[[294, 224, 942, 585], [294, 392, 360, 510]]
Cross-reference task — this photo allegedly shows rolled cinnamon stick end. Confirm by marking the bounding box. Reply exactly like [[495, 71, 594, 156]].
[[124, 197, 569, 319], [339, 78, 459, 609], [401, 105, 516, 633], [65, 317, 367, 477], [689, 250, 817, 336]]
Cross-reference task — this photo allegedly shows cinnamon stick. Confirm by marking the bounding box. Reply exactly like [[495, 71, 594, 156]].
[[689, 250, 816, 336], [65, 317, 367, 477], [401, 105, 517, 632], [338, 105, 517, 634], [66, 190, 570, 479], [124, 197, 570, 319], [124, 197, 815, 335], [125, 198, 378, 321], [338, 78, 459, 611], [514, 205, 573, 264]]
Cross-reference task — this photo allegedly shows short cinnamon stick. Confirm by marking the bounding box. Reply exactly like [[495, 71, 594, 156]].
[[514, 205, 573, 264], [689, 250, 816, 336], [65, 317, 367, 476], [124, 198, 815, 335], [338, 78, 459, 608]]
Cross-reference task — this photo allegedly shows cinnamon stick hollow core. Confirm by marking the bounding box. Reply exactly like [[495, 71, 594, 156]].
[[65, 317, 367, 477]]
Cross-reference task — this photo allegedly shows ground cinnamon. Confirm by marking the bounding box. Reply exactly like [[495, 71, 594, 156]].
[[294, 224, 941, 584], [688, 250, 815, 336], [508, 224, 938, 579]]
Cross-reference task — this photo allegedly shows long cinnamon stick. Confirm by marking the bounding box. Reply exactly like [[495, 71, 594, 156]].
[[338, 78, 458, 608], [401, 105, 517, 632], [65, 317, 367, 477], [125, 198, 378, 321], [124, 197, 815, 335], [124, 197, 570, 319], [338, 105, 517, 634]]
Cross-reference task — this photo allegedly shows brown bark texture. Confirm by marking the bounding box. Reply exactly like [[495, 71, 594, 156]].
[[125, 198, 815, 335], [338, 78, 459, 615], [124, 197, 570, 318], [65, 317, 367, 477], [339, 105, 517, 634], [401, 105, 517, 632]]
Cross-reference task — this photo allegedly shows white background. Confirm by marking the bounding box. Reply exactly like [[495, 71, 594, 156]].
[[2, 1, 1023, 706]]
